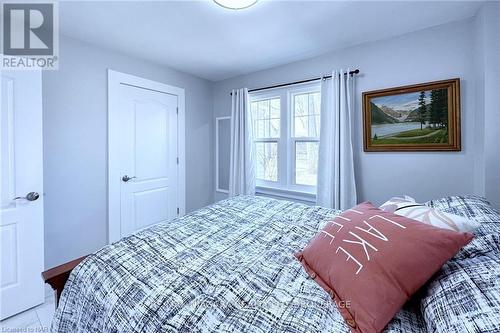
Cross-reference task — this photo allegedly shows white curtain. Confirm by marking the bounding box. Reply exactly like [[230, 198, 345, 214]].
[[229, 88, 255, 197], [316, 69, 357, 210]]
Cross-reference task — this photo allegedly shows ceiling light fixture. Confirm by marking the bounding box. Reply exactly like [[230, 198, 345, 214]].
[[214, 0, 258, 10]]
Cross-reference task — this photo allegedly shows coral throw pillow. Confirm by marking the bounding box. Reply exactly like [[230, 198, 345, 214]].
[[295, 202, 473, 333]]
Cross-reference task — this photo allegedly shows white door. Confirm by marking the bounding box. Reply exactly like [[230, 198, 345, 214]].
[[108, 71, 184, 242], [0, 71, 44, 320]]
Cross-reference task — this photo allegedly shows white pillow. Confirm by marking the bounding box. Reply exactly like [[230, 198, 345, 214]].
[[380, 196, 480, 232], [379, 195, 416, 212]]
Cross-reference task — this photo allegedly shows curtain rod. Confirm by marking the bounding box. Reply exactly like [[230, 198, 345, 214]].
[[230, 69, 360, 95]]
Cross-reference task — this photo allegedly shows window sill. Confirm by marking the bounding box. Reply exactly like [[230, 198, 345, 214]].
[[256, 186, 316, 204]]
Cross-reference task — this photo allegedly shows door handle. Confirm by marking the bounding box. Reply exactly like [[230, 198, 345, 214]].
[[13, 192, 40, 201], [122, 175, 137, 182]]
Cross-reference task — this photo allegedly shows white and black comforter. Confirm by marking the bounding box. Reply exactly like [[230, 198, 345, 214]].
[[52, 196, 500, 333]]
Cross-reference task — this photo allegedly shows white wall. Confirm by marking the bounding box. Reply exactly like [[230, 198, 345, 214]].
[[213, 19, 483, 206], [475, 2, 500, 209], [43, 36, 213, 268]]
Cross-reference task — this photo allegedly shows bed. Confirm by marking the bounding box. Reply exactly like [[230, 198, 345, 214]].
[[46, 195, 500, 332]]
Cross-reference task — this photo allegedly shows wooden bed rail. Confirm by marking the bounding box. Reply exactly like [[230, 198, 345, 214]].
[[42, 255, 87, 306]]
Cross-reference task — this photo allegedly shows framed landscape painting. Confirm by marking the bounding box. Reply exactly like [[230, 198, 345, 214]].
[[363, 78, 461, 152]]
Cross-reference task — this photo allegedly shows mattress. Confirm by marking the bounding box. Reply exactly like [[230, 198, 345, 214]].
[[51, 195, 500, 333]]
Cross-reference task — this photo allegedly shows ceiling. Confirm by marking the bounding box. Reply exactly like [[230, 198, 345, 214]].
[[59, 1, 483, 81]]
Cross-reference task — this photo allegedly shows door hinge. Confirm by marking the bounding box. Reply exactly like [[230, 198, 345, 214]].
[[177, 207, 180, 215], [176, 107, 178, 115], [176, 157, 179, 164]]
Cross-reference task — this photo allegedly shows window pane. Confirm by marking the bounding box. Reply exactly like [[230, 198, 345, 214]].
[[314, 114, 321, 136], [309, 92, 321, 116], [308, 114, 320, 137], [270, 118, 280, 137], [259, 100, 269, 119], [293, 92, 320, 137], [294, 94, 308, 117], [254, 119, 264, 138], [270, 98, 280, 118], [295, 141, 318, 186], [255, 142, 278, 182], [294, 115, 308, 137], [251, 98, 280, 139]]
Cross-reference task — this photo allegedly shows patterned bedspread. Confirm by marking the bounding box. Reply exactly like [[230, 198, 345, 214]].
[[52, 196, 500, 333]]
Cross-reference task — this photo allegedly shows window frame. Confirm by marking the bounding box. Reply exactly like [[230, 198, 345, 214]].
[[249, 82, 321, 201]]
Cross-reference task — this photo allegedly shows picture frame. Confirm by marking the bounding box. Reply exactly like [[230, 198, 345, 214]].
[[363, 78, 461, 152]]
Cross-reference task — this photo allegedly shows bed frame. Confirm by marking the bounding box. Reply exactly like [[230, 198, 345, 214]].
[[42, 255, 87, 306]]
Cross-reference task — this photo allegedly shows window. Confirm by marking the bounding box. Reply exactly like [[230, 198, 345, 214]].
[[292, 91, 320, 187], [250, 83, 321, 198], [251, 98, 280, 182]]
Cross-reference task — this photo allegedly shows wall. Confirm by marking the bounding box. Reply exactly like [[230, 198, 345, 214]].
[[213, 19, 482, 206], [475, 2, 500, 209], [43, 36, 213, 268]]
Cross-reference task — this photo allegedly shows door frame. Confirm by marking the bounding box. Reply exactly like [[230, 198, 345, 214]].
[[107, 70, 185, 243]]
